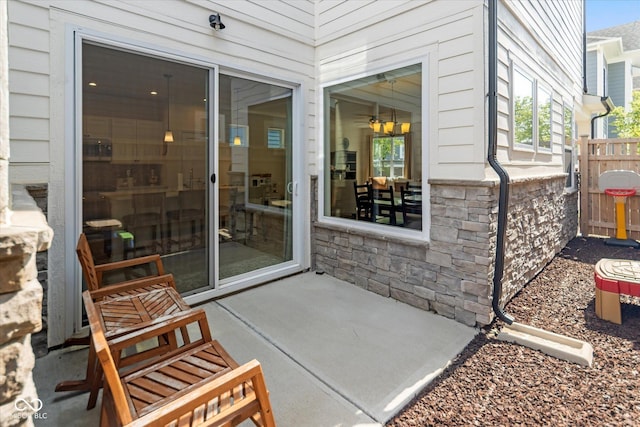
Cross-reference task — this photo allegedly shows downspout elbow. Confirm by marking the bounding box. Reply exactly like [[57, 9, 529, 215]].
[[590, 96, 615, 138]]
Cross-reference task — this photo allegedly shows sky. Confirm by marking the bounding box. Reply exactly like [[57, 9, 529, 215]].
[[586, 0, 640, 31]]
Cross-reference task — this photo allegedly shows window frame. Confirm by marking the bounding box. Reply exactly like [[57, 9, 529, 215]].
[[512, 66, 535, 150], [372, 135, 406, 178], [318, 60, 428, 240], [562, 102, 576, 190], [511, 64, 557, 154], [537, 83, 552, 152]]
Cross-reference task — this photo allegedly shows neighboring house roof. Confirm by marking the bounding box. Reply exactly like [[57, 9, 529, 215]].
[[588, 20, 640, 89], [588, 20, 640, 51]]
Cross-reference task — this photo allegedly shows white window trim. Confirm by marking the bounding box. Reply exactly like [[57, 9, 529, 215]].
[[318, 58, 430, 242], [536, 83, 553, 153], [562, 102, 576, 190]]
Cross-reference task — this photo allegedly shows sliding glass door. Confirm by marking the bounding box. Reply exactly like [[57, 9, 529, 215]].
[[81, 42, 210, 294], [217, 75, 294, 282], [80, 40, 298, 299]]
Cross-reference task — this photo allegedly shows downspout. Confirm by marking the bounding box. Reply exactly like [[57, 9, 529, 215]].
[[583, 2, 615, 139], [488, 0, 514, 325], [490, 0, 594, 367], [590, 97, 614, 138], [583, 1, 588, 94]]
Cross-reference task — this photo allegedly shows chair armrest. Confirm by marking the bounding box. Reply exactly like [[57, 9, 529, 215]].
[[107, 308, 210, 352], [127, 359, 272, 427], [93, 254, 165, 275], [88, 273, 178, 301]]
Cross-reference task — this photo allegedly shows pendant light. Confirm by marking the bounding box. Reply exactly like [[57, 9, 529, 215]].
[[233, 88, 242, 145], [164, 74, 174, 143], [378, 80, 411, 136]]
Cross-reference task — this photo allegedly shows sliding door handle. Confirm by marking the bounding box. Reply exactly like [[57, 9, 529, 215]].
[[286, 181, 298, 196]]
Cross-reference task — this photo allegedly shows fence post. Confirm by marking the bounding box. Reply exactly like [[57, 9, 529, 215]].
[[579, 135, 589, 236]]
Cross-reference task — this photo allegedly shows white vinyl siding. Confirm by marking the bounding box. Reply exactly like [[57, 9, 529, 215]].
[[8, 0, 316, 346], [7, 1, 51, 178], [317, 0, 485, 181], [497, 0, 583, 176]]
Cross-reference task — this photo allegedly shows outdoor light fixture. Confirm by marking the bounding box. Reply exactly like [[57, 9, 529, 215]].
[[209, 13, 225, 31], [163, 74, 174, 155]]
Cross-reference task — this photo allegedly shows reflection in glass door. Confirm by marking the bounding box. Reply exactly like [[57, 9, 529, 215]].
[[81, 42, 210, 294], [217, 75, 293, 281]]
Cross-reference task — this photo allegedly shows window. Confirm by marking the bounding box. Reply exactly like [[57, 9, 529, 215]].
[[512, 66, 556, 153], [563, 103, 575, 188], [513, 69, 534, 147], [563, 104, 573, 145], [323, 64, 422, 230], [267, 128, 284, 149], [372, 136, 405, 178], [537, 85, 552, 151]]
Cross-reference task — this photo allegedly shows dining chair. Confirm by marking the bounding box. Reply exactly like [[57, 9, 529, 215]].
[[353, 181, 373, 221], [401, 186, 422, 230], [372, 185, 397, 225]]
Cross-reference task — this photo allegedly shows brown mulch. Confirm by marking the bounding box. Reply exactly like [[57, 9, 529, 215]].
[[387, 237, 640, 427]]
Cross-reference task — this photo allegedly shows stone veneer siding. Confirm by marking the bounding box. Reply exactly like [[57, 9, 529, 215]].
[[0, 185, 53, 426], [312, 174, 577, 327], [24, 185, 48, 358]]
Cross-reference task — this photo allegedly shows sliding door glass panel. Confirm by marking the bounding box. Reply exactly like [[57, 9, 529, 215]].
[[218, 75, 293, 280], [81, 42, 210, 294]]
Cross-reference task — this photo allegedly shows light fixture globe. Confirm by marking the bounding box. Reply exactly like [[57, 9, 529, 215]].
[[164, 130, 174, 143], [163, 74, 174, 155]]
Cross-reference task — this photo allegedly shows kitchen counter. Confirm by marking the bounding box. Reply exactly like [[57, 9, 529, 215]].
[[99, 186, 177, 201]]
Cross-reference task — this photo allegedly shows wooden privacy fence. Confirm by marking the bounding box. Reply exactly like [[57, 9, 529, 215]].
[[579, 138, 640, 240]]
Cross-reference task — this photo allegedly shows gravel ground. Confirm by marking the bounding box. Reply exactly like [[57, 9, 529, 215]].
[[387, 236, 640, 426]]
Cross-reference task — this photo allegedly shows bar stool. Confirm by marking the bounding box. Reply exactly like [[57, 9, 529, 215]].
[[166, 189, 205, 251], [123, 192, 166, 257]]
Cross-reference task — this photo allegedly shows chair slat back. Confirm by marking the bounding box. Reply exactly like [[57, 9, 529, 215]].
[[372, 186, 395, 206], [401, 187, 422, 229], [401, 187, 422, 214], [372, 186, 396, 225], [353, 182, 373, 221], [77, 233, 101, 291]]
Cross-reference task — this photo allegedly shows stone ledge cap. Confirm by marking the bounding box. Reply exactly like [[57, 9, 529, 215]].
[[0, 185, 53, 255]]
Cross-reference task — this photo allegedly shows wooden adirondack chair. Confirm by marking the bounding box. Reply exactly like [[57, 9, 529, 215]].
[[56, 274, 192, 410], [85, 297, 276, 427], [76, 232, 166, 292]]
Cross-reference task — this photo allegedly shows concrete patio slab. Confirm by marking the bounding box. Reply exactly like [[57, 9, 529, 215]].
[[32, 271, 477, 426], [217, 272, 478, 424]]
